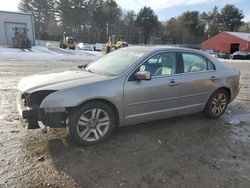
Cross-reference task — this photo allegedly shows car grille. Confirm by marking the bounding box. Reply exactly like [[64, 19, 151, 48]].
[[21, 92, 29, 107]]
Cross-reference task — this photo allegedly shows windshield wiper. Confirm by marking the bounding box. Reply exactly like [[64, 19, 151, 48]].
[[77, 64, 94, 73], [77, 64, 90, 70], [77, 65, 84, 69], [86, 69, 95, 73]]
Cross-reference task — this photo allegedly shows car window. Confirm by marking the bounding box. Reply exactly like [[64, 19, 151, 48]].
[[147, 54, 161, 64], [182, 53, 207, 73], [207, 60, 215, 70], [182, 53, 215, 73], [139, 52, 177, 77]]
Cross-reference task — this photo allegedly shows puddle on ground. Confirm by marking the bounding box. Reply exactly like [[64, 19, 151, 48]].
[[224, 109, 250, 125], [228, 114, 250, 125], [223, 111, 250, 143]]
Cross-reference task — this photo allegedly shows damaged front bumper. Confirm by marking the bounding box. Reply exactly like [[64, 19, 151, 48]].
[[17, 92, 67, 129]]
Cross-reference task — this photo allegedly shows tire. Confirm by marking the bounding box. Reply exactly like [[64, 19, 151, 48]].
[[71, 47, 75, 50], [204, 89, 229, 119], [67, 102, 115, 146], [59, 41, 63, 48], [106, 46, 111, 54]]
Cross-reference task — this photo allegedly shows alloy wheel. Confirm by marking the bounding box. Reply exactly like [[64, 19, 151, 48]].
[[76, 108, 110, 142], [211, 92, 227, 116]]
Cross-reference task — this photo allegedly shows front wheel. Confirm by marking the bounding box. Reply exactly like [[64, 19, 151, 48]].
[[204, 89, 229, 119], [106, 46, 111, 54], [62, 43, 66, 49], [67, 102, 115, 146], [59, 41, 63, 48]]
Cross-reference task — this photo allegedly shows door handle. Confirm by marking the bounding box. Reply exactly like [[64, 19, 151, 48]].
[[168, 80, 179, 86], [210, 76, 217, 81]]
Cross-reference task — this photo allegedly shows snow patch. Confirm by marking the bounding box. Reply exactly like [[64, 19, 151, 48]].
[[0, 46, 102, 61]]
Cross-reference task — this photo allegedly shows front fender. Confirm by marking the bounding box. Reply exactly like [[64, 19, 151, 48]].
[[39, 78, 124, 119], [41, 80, 122, 106]]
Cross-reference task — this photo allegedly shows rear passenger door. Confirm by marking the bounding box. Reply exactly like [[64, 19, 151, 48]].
[[179, 52, 218, 114]]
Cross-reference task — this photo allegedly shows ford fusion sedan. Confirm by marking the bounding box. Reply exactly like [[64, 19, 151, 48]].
[[17, 47, 241, 145]]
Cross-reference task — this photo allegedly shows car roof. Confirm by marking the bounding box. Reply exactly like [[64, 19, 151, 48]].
[[121, 46, 202, 55], [120, 46, 223, 68]]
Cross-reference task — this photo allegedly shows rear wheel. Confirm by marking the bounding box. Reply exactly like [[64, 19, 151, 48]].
[[67, 102, 115, 146], [204, 89, 229, 119]]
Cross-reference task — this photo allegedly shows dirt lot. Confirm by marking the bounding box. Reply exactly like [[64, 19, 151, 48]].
[[0, 59, 250, 188]]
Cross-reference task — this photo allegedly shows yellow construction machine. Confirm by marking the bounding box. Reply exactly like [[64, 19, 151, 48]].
[[12, 27, 31, 49], [104, 35, 128, 53], [59, 32, 76, 50]]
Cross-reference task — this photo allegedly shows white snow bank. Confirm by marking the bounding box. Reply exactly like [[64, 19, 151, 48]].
[[0, 46, 103, 61], [220, 59, 250, 63]]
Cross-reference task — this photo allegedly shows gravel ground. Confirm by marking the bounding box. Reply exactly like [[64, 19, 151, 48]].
[[0, 59, 250, 188]]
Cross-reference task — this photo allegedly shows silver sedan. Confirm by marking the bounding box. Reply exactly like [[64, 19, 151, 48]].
[[17, 47, 241, 145]]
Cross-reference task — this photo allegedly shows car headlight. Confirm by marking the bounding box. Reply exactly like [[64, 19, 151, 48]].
[[24, 90, 57, 107]]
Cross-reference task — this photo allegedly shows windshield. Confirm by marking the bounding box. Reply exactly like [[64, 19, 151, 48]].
[[85, 50, 145, 76]]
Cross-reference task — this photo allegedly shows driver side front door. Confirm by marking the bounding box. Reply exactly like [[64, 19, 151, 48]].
[[123, 52, 181, 125]]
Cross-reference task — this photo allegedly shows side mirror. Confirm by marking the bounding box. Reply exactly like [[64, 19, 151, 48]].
[[134, 71, 151, 81]]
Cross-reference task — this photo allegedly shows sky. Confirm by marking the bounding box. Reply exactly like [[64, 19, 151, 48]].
[[1, 0, 250, 22]]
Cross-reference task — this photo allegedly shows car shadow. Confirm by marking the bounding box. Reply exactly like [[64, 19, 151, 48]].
[[47, 113, 231, 187]]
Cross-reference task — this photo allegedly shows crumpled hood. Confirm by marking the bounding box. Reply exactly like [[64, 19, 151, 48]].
[[18, 70, 111, 93]]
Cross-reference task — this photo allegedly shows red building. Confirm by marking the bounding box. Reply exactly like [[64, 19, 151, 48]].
[[201, 32, 250, 54]]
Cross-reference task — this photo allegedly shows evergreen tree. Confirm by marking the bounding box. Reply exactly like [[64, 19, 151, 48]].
[[136, 7, 158, 44], [200, 6, 221, 38], [18, 0, 56, 39], [177, 11, 205, 44], [220, 4, 244, 31]]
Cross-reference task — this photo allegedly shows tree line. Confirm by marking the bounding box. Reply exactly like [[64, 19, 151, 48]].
[[18, 0, 250, 44]]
